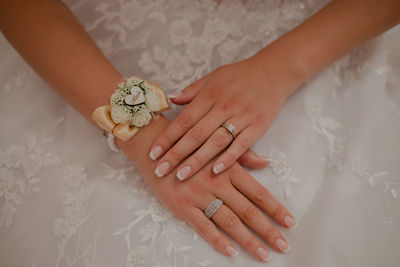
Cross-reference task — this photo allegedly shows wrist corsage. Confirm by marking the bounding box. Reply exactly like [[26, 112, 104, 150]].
[[92, 76, 169, 151]]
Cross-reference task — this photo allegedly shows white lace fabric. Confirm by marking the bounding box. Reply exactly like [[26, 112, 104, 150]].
[[1, 1, 400, 266]]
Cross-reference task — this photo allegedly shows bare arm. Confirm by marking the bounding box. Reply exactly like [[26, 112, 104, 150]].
[[256, 0, 400, 97], [149, 0, 400, 181], [0, 1, 296, 261]]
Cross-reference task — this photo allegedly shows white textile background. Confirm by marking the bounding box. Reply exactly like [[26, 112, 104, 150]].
[[0, 1, 399, 266]]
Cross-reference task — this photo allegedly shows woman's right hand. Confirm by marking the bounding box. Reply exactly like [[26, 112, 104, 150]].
[[119, 116, 296, 261], [147, 160, 296, 261]]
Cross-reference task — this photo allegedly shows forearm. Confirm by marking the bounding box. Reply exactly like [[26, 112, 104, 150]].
[[255, 0, 400, 98], [0, 0, 123, 120], [0, 0, 165, 165]]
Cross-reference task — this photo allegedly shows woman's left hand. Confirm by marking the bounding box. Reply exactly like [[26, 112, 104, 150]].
[[149, 55, 300, 180]]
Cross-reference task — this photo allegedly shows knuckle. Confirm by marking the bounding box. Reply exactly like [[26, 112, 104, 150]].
[[236, 137, 251, 150], [177, 112, 194, 129], [223, 152, 235, 164], [197, 219, 214, 235], [223, 214, 240, 229], [263, 227, 280, 241], [190, 153, 204, 167], [211, 132, 231, 149], [212, 235, 226, 248], [255, 112, 267, 124], [255, 186, 270, 202], [167, 149, 183, 164], [273, 204, 285, 219], [204, 88, 219, 100], [160, 133, 174, 147], [242, 205, 259, 221], [189, 125, 208, 143], [221, 98, 237, 111], [244, 237, 257, 250]]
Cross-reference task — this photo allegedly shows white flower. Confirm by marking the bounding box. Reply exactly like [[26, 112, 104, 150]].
[[165, 51, 193, 81], [281, 0, 305, 22], [185, 37, 212, 64], [203, 18, 228, 45], [218, 39, 241, 64], [118, 2, 148, 31], [169, 19, 193, 45], [144, 89, 160, 111], [111, 106, 131, 124], [0, 168, 14, 197], [64, 165, 87, 188], [138, 52, 160, 74], [153, 45, 169, 63], [130, 110, 152, 127], [53, 218, 71, 238]]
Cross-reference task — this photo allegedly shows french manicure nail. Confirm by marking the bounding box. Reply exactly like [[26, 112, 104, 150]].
[[284, 216, 297, 229], [225, 245, 238, 257], [168, 91, 183, 99], [213, 163, 224, 174], [176, 165, 192, 181], [149, 146, 163, 160], [258, 155, 270, 162], [276, 238, 290, 253], [155, 162, 170, 178], [256, 247, 271, 262]]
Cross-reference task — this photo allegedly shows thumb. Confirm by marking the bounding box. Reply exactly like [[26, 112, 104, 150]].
[[168, 74, 210, 105], [238, 149, 269, 169]]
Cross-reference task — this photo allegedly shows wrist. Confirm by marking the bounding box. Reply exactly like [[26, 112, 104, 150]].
[[115, 115, 170, 175], [250, 45, 306, 103]]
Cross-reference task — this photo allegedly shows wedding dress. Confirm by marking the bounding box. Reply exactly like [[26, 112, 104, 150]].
[[1, 1, 399, 266]]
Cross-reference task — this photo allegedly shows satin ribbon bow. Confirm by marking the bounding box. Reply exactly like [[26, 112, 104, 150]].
[[92, 80, 169, 142]]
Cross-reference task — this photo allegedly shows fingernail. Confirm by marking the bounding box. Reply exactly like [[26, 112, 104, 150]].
[[176, 165, 192, 181], [284, 216, 297, 229], [213, 163, 224, 174], [149, 146, 163, 160], [155, 162, 170, 178], [168, 91, 183, 99], [256, 247, 271, 262], [258, 155, 269, 162], [225, 245, 238, 257], [276, 238, 290, 253]]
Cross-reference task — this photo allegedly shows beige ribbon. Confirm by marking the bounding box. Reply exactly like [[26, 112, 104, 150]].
[[92, 81, 169, 142]]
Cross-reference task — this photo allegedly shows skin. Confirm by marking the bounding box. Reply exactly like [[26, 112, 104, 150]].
[[150, 0, 400, 182], [0, 0, 297, 262]]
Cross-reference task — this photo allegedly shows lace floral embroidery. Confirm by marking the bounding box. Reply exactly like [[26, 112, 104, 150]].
[[0, 135, 61, 227], [85, 0, 314, 91], [53, 165, 99, 267], [104, 159, 211, 267], [351, 156, 399, 200], [304, 96, 347, 170], [267, 150, 299, 199], [2, 70, 28, 95]]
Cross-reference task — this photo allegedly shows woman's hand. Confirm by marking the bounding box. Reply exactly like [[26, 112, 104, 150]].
[[119, 116, 296, 262], [149, 56, 300, 181], [148, 161, 296, 261]]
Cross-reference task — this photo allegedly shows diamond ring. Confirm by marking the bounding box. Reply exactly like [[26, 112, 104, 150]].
[[204, 199, 223, 219], [221, 123, 237, 139]]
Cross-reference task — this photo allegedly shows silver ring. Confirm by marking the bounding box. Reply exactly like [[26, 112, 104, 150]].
[[204, 199, 223, 219], [221, 123, 237, 139]]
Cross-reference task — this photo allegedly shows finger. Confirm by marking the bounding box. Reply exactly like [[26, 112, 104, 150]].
[[230, 166, 297, 229], [238, 149, 269, 169], [218, 186, 290, 253], [185, 208, 238, 257], [168, 74, 211, 105], [149, 96, 213, 162], [211, 204, 272, 262], [213, 126, 260, 174], [156, 110, 229, 178], [176, 116, 248, 181]]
